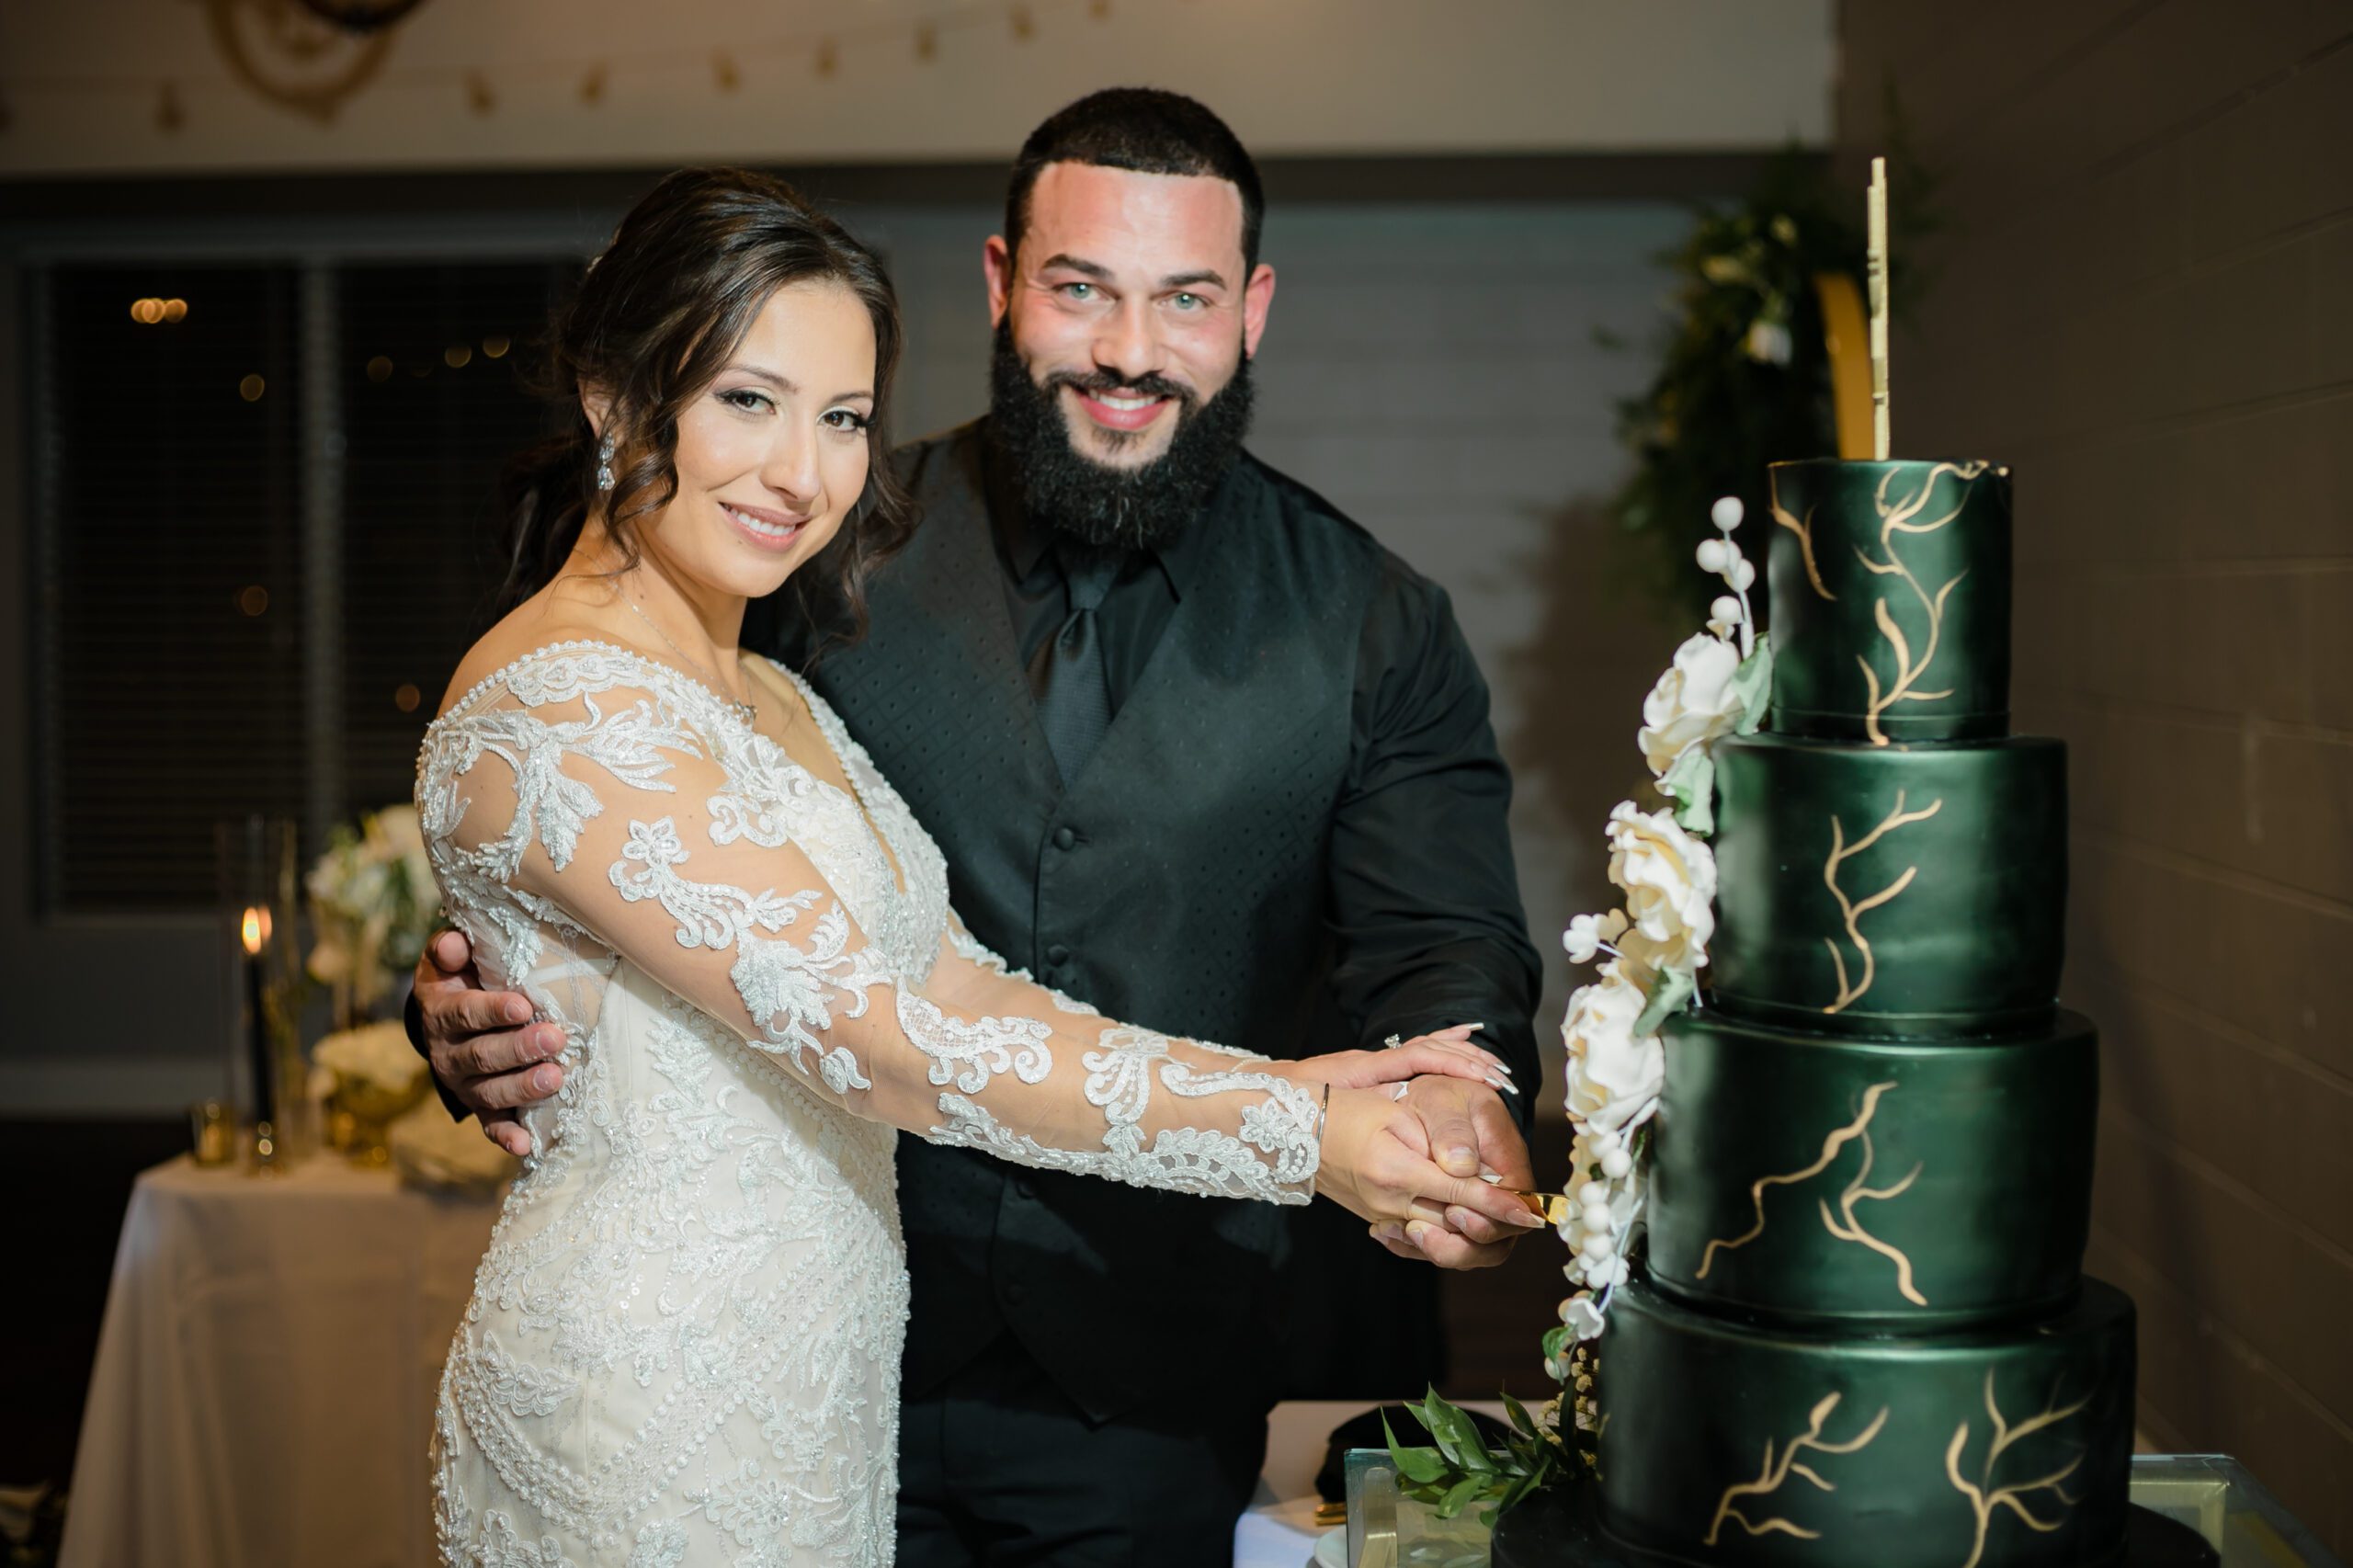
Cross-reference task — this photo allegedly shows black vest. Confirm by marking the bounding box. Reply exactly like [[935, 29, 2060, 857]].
[[799, 421, 1444, 1419]]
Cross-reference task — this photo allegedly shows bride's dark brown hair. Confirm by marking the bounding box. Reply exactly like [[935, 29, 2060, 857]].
[[495, 166, 917, 661]]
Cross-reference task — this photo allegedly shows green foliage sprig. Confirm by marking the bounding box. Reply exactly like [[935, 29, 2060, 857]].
[[1604, 134, 1941, 615], [1380, 1387, 1571, 1525]]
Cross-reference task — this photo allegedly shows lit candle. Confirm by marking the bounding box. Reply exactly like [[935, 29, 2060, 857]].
[[241, 905, 275, 1136]]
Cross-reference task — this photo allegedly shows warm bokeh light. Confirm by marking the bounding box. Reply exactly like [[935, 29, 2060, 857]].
[[239, 904, 272, 955], [163, 298, 188, 322], [238, 585, 269, 617], [444, 345, 472, 368], [366, 355, 393, 381], [393, 682, 422, 712], [239, 373, 266, 402], [482, 335, 510, 358], [130, 298, 165, 324]]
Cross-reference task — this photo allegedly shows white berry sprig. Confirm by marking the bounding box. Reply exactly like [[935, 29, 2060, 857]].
[[1695, 495, 1756, 658]]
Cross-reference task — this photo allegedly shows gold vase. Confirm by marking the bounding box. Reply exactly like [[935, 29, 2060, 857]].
[[328, 1072, 429, 1165]]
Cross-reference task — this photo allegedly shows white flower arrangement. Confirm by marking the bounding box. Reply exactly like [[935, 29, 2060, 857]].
[[307, 803, 441, 1019], [311, 1018, 429, 1098], [1552, 498, 1774, 1346]]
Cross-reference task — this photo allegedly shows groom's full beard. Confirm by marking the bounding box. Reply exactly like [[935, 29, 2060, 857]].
[[986, 320, 1256, 552]]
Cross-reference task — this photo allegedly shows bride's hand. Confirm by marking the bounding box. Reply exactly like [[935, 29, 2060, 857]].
[[1310, 1085, 1547, 1243], [1288, 1023, 1515, 1096]]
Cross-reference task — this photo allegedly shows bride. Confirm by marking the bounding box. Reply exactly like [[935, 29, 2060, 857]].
[[416, 167, 1539, 1566]]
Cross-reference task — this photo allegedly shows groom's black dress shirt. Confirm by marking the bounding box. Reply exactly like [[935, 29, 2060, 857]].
[[757, 419, 1543, 1419]]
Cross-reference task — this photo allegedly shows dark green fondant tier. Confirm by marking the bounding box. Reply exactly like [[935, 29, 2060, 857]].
[[1709, 732, 2066, 1037], [1644, 1010, 2097, 1326], [1766, 459, 2012, 744], [1596, 1278, 2136, 1568]]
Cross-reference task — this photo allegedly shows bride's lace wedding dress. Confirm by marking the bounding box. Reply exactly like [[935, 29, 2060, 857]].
[[415, 642, 1324, 1567]]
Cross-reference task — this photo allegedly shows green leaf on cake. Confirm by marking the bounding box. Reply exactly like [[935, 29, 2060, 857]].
[[1420, 1389, 1497, 1473], [1661, 744, 1716, 834], [1380, 1412, 1450, 1485], [1633, 965, 1697, 1035], [1435, 1474, 1488, 1518], [1728, 633, 1775, 736]]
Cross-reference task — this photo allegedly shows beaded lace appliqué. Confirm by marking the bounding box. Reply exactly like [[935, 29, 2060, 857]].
[[416, 642, 1320, 1565]]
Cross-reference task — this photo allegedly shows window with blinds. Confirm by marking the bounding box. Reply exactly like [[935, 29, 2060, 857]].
[[336, 261, 578, 813], [29, 256, 580, 913], [33, 264, 309, 913]]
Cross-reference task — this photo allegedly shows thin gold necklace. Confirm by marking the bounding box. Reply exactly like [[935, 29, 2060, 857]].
[[621, 593, 759, 728]]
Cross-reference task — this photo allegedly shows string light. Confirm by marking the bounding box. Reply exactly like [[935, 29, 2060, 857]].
[[393, 683, 422, 713], [238, 585, 269, 617], [814, 38, 839, 79], [239, 373, 267, 402], [913, 21, 938, 61], [481, 335, 510, 358], [163, 298, 188, 322], [1009, 6, 1036, 40], [578, 63, 607, 105], [712, 51, 740, 92], [443, 345, 472, 368], [366, 356, 393, 381], [1089, 0, 1110, 17], [465, 71, 494, 115]]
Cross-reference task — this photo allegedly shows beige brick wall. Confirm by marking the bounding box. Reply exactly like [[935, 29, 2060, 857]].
[[1838, 2, 2353, 1552]]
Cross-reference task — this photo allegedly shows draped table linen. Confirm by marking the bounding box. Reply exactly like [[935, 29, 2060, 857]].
[[60, 1156, 500, 1568]]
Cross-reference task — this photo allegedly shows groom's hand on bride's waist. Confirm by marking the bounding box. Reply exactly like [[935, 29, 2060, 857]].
[[1371, 1075, 1537, 1271], [408, 929, 563, 1157]]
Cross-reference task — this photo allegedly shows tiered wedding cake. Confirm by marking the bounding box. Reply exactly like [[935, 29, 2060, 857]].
[[1591, 458, 2137, 1566]]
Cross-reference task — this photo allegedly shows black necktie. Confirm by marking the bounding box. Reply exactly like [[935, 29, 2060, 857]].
[[1029, 544, 1121, 786]]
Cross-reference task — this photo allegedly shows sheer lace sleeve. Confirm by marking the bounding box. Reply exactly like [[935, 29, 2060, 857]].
[[422, 662, 1322, 1205]]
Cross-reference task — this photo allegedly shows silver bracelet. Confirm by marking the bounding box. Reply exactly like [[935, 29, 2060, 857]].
[[1313, 1081, 1334, 1149]]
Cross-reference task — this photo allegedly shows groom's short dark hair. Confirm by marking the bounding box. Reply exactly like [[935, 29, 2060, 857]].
[[1006, 87, 1266, 270]]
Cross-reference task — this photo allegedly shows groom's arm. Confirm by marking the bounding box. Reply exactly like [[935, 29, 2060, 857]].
[[1328, 567, 1545, 1266]]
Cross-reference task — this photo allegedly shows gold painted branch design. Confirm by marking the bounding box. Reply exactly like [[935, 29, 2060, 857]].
[[1769, 468, 1836, 601], [1853, 460, 1988, 745], [1944, 1371, 2092, 1568], [1705, 1392, 1890, 1546], [1694, 1081, 1926, 1304], [1823, 790, 1944, 1014]]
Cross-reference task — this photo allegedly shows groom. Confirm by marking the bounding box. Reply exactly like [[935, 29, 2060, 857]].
[[412, 88, 1542, 1564]]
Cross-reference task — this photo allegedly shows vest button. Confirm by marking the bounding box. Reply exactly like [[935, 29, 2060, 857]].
[[1045, 943, 1072, 965], [1052, 826, 1077, 851]]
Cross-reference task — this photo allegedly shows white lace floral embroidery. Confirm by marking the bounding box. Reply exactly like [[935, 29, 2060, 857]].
[[417, 642, 1318, 1565]]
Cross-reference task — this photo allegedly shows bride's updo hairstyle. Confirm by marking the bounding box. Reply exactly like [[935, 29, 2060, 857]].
[[497, 166, 917, 659]]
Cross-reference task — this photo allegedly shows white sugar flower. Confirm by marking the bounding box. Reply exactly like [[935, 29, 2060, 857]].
[[1606, 802, 1718, 973], [1561, 1292, 1607, 1341], [1636, 632, 1745, 778], [1561, 966, 1665, 1134], [1562, 910, 1629, 964]]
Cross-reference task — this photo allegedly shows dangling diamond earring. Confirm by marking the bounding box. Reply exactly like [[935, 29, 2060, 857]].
[[596, 434, 616, 493]]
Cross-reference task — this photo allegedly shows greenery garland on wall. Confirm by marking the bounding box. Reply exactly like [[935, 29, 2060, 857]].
[[1603, 139, 1940, 615]]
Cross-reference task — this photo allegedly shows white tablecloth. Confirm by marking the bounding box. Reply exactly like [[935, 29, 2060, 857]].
[[59, 1156, 501, 1568], [60, 1155, 1463, 1567]]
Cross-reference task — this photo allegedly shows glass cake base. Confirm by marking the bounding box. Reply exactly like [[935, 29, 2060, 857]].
[[1328, 1456, 2339, 1568]]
